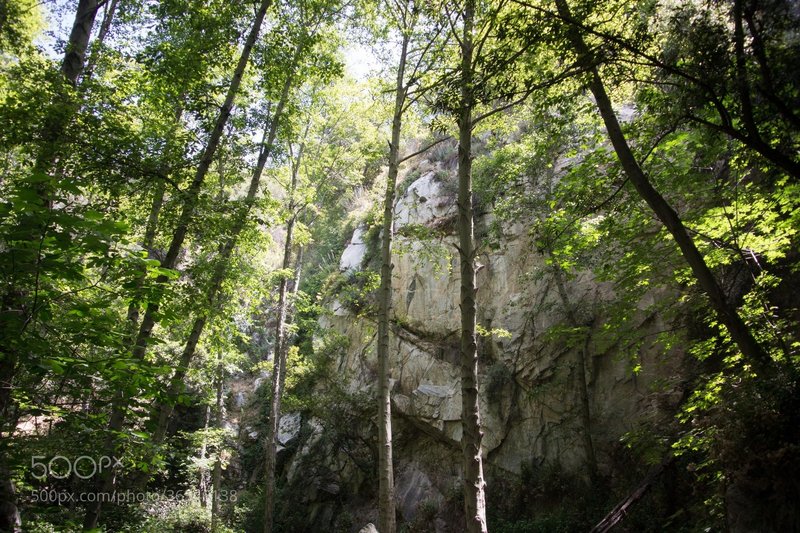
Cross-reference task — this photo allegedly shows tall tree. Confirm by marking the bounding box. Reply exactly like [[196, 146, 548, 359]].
[[509, 0, 800, 180], [263, 127, 306, 533], [210, 349, 225, 533], [551, 0, 772, 376], [0, 0, 103, 528], [82, 0, 274, 527], [455, 0, 488, 530], [549, 256, 597, 480], [374, 9, 412, 533], [373, 1, 450, 528], [61, 0, 100, 86]]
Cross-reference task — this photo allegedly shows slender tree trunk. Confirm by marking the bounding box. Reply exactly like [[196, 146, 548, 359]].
[[554, 0, 772, 376], [199, 404, 212, 508], [375, 29, 411, 533], [457, 1, 488, 530], [0, 292, 20, 429], [211, 353, 224, 532], [0, 470, 21, 533], [550, 261, 598, 480], [95, 0, 118, 46], [743, 11, 800, 131], [107, 110, 182, 495], [722, 0, 800, 180], [263, 142, 304, 533], [82, 3, 272, 529], [703, 118, 800, 181], [32, 0, 99, 182], [732, 0, 759, 143], [211, 454, 222, 532], [125, 179, 167, 330], [130, 0, 273, 363], [129, 62, 298, 494], [291, 247, 303, 299], [125, 103, 183, 339], [83, 0, 119, 78]]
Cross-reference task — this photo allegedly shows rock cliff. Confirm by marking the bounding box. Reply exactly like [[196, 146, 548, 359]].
[[284, 160, 686, 528]]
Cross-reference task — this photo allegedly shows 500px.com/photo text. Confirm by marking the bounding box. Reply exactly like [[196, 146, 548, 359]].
[[29, 489, 238, 505]]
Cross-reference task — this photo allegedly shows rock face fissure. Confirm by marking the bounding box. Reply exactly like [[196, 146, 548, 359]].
[[287, 166, 686, 528]]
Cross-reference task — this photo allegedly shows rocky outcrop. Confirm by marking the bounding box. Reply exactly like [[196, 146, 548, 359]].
[[292, 164, 686, 526]]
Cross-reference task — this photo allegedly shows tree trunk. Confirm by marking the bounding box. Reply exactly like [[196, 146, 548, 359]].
[[83, 0, 119, 78], [743, 11, 800, 131], [32, 0, 100, 185], [211, 353, 224, 532], [121, 178, 167, 368], [199, 404, 211, 508], [554, 0, 772, 377], [0, 469, 21, 533], [62, 0, 99, 85], [211, 455, 222, 532], [130, 0, 273, 363], [457, 0, 488, 530], [591, 456, 674, 533], [262, 141, 303, 533], [375, 28, 410, 533], [732, 0, 758, 143], [107, 111, 184, 379], [720, 0, 800, 180], [82, 2, 273, 528]]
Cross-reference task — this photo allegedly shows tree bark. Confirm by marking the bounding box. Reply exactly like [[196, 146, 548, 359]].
[[0, 469, 21, 533], [554, 0, 772, 377], [211, 353, 224, 532], [82, 2, 273, 528], [129, 0, 273, 364], [31, 0, 100, 184], [211, 453, 222, 532], [263, 141, 304, 533], [457, 0, 488, 530], [743, 11, 800, 131], [590, 456, 674, 533], [732, 0, 759, 143], [62, 0, 100, 85], [198, 404, 211, 508], [85, 0, 118, 71], [124, 103, 183, 341], [375, 27, 411, 533]]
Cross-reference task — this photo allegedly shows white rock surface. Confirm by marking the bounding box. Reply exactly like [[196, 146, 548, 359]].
[[339, 225, 368, 272], [394, 172, 456, 228], [277, 412, 301, 447]]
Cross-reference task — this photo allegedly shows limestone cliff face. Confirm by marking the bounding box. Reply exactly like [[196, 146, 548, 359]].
[[291, 163, 685, 527]]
